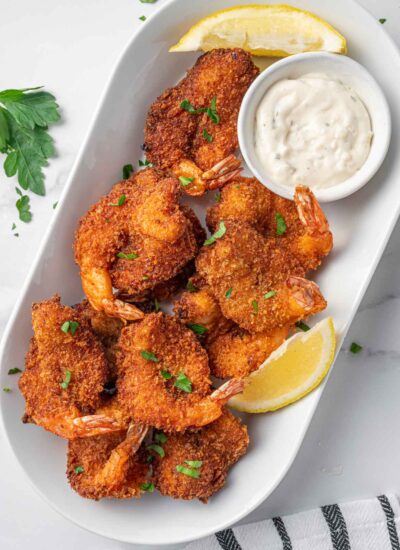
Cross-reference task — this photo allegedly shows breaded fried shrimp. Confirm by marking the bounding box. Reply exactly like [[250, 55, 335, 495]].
[[74, 169, 203, 320], [144, 49, 259, 195], [197, 220, 327, 333], [117, 313, 243, 432], [153, 410, 248, 502], [67, 423, 149, 500], [19, 296, 124, 439]]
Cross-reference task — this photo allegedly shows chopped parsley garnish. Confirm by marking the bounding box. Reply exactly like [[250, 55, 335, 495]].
[[296, 321, 310, 332], [215, 191, 221, 203], [138, 158, 152, 167], [140, 350, 159, 362], [264, 290, 276, 300], [176, 464, 201, 478], [155, 432, 168, 444], [53, 201, 58, 209], [180, 99, 206, 115], [185, 460, 203, 468], [0, 86, 60, 197], [203, 220, 226, 246], [139, 15, 146, 21], [179, 176, 193, 187], [174, 371, 192, 393], [8, 367, 22, 375], [207, 96, 220, 124], [154, 298, 160, 312], [187, 323, 208, 335], [160, 369, 172, 380], [16, 191, 32, 223], [186, 280, 198, 293], [61, 320, 79, 335], [60, 369, 71, 390], [350, 342, 363, 354], [203, 128, 213, 143], [3, 387, 11, 393], [379, 18, 386, 24], [140, 0, 158, 3], [275, 212, 287, 235], [180, 97, 220, 124], [14, 233, 19, 237], [147, 444, 165, 458], [146, 455, 154, 464], [11, 223, 16, 230], [140, 482, 155, 492], [252, 300, 258, 314], [116, 251, 138, 260], [122, 163, 134, 179], [109, 194, 126, 207], [225, 287, 233, 299], [74, 466, 84, 474]]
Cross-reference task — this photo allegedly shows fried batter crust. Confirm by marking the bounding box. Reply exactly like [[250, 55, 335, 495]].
[[74, 168, 202, 296], [153, 410, 248, 502], [117, 313, 213, 432], [67, 431, 148, 500], [19, 296, 109, 433], [144, 49, 259, 172]]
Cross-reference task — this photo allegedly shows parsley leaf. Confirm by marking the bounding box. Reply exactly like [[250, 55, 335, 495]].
[[186, 280, 198, 293], [160, 369, 172, 380], [60, 369, 71, 390], [174, 371, 192, 393], [180, 99, 206, 115], [3, 387, 11, 393], [141, 350, 159, 362], [187, 323, 208, 336], [109, 194, 126, 207], [203, 220, 226, 246], [203, 128, 213, 143], [179, 176, 193, 187], [155, 432, 168, 444], [122, 163, 134, 179], [185, 460, 203, 468], [138, 158, 152, 167], [296, 321, 310, 332], [74, 466, 84, 474], [252, 299, 258, 314], [116, 251, 138, 260], [140, 0, 158, 3], [379, 18, 386, 24], [139, 15, 146, 21], [206, 96, 220, 124], [264, 290, 276, 299], [16, 192, 32, 222], [140, 482, 155, 492], [215, 191, 221, 203], [52, 201, 58, 209], [8, 367, 22, 375], [176, 464, 201, 478], [61, 320, 79, 335], [147, 444, 165, 458], [275, 213, 287, 235], [0, 89, 59, 196], [225, 287, 233, 299], [350, 342, 363, 354]]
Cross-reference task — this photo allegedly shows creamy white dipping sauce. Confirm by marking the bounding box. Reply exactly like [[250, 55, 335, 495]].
[[254, 73, 373, 189]]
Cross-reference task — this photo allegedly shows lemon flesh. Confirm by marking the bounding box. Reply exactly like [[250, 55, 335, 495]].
[[229, 317, 336, 413], [170, 5, 347, 57]]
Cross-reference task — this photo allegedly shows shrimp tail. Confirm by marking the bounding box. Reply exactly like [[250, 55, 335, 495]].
[[287, 276, 327, 313], [295, 186, 330, 236], [72, 414, 125, 438], [202, 155, 242, 189], [211, 378, 245, 404]]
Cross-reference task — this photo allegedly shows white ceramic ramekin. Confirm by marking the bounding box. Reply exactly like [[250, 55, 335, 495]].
[[238, 51, 391, 202]]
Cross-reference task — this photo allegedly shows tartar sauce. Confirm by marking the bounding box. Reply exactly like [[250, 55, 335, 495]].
[[254, 73, 373, 189]]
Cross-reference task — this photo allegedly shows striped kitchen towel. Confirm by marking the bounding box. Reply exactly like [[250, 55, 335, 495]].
[[185, 494, 400, 550]]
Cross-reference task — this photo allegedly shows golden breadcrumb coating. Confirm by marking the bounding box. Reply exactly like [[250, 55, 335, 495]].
[[153, 410, 248, 502]]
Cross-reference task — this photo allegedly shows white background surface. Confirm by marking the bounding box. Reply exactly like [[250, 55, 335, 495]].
[[0, 0, 399, 548]]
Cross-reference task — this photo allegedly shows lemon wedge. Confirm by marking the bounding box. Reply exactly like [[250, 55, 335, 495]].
[[170, 5, 347, 56], [229, 317, 336, 413]]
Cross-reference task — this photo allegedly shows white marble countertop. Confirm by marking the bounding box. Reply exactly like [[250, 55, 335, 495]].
[[1, 0, 399, 548]]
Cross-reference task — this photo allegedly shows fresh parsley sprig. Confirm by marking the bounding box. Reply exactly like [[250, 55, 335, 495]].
[[0, 87, 60, 202]]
